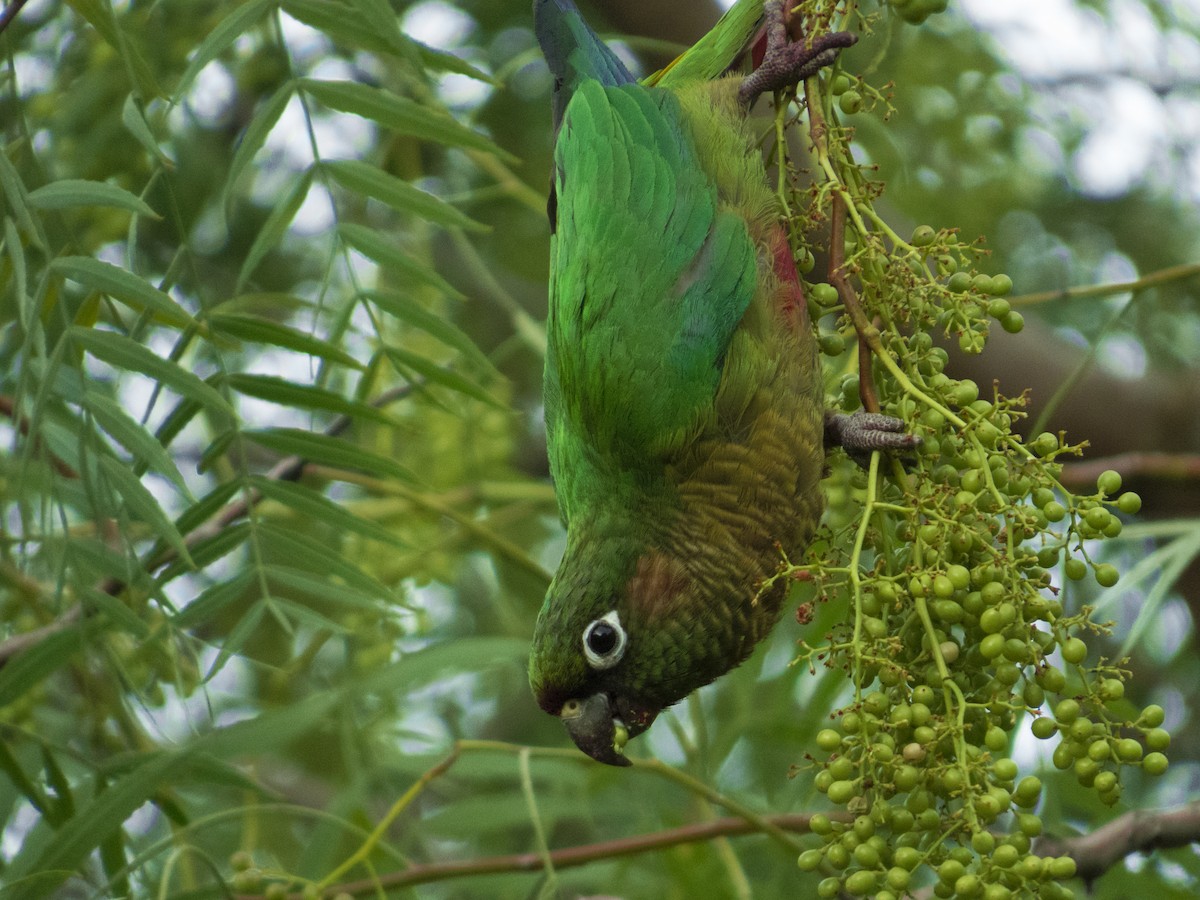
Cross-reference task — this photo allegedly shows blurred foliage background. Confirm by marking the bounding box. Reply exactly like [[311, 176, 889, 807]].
[[0, 0, 1197, 897]]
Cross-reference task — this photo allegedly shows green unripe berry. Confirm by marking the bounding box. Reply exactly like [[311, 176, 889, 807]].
[[817, 876, 841, 898], [1116, 738, 1143, 762], [973, 274, 995, 295], [947, 271, 972, 293], [1064, 558, 1087, 581], [992, 845, 1020, 871], [839, 90, 864, 114], [938, 859, 965, 885], [1001, 311, 1024, 333], [1146, 727, 1171, 751], [1039, 666, 1067, 693], [886, 866, 911, 891], [829, 780, 858, 804], [817, 729, 842, 752], [1061, 637, 1087, 665], [1097, 469, 1122, 496], [1141, 704, 1166, 727], [830, 756, 856, 781], [853, 842, 880, 868], [798, 849, 824, 871], [810, 813, 834, 835], [972, 831, 996, 854], [1117, 491, 1142, 514], [1017, 812, 1043, 837], [1094, 564, 1119, 587], [1048, 856, 1077, 879], [1085, 507, 1111, 531], [825, 842, 850, 869], [820, 332, 847, 356], [811, 282, 840, 306], [1143, 751, 1169, 775], [980, 633, 1005, 659], [1094, 771, 1118, 794], [993, 758, 1018, 781], [987, 299, 1011, 319], [1014, 775, 1042, 804], [1054, 698, 1081, 723], [912, 224, 936, 247], [1042, 500, 1066, 522], [990, 273, 1013, 295], [831, 73, 852, 95], [1100, 678, 1125, 702], [1031, 717, 1057, 740], [1087, 739, 1111, 761], [843, 869, 876, 895]]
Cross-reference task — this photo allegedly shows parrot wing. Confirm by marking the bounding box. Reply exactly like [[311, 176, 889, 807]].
[[545, 79, 758, 524]]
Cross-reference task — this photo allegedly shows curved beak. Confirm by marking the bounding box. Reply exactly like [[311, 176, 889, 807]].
[[561, 693, 632, 767]]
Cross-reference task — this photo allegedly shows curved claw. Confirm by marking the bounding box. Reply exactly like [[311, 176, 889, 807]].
[[738, 0, 857, 106]]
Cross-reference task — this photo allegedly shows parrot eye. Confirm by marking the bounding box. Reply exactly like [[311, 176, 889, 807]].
[[582, 610, 626, 669]]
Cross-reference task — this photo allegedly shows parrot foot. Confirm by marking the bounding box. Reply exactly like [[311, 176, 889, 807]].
[[738, 0, 857, 107], [825, 411, 921, 463]]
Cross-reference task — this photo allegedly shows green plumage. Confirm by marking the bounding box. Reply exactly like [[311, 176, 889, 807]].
[[530, 0, 825, 765]]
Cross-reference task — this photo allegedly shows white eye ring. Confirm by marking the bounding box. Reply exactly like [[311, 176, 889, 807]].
[[582, 610, 626, 670]]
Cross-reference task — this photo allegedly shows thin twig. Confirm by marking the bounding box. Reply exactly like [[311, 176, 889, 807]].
[[1008, 262, 1200, 307], [259, 813, 824, 898], [0, 0, 31, 37]]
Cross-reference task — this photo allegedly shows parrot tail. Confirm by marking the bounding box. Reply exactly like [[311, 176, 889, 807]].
[[534, 0, 636, 128]]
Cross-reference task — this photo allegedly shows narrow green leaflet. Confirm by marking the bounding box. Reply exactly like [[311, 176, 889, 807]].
[[386, 346, 503, 408], [258, 522, 393, 600], [323, 159, 487, 231], [263, 565, 392, 613], [175, 0, 275, 101], [237, 167, 314, 290], [339, 223, 463, 299], [348, 0, 410, 57], [63, 0, 161, 99], [6, 217, 32, 331], [209, 312, 363, 369], [96, 455, 193, 567], [70, 327, 234, 418], [51, 257, 197, 330], [0, 620, 97, 708], [225, 373, 397, 426], [82, 390, 192, 496], [122, 95, 168, 164], [205, 597, 267, 680], [224, 80, 295, 212], [158, 522, 251, 583], [281, 0, 395, 56], [300, 79, 514, 161], [172, 570, 254, 629], [2, 751, 183, 900], [243, 427, 415, 482], [27, 180, 159, 218], [415, 40, 498, 84], [252, 476, 405, 547], [0, 150, 43, 247], [362, 288, 495, 372], [79, 586, 150, 638]]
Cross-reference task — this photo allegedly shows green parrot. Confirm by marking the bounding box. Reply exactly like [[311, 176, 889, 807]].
[[529, 0, 913, 766]]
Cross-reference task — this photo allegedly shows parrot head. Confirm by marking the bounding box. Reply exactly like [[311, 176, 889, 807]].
[[529, 535, 756, 766]]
